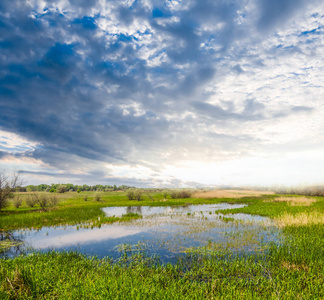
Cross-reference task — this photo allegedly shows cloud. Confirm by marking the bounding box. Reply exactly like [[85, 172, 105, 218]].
[[0, 0, 323, 186]]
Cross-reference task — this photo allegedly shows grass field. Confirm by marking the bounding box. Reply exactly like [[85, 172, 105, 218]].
[[0, 189, 323, 299]]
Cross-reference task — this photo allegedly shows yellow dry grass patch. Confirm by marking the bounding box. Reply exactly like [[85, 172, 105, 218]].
[[268, 196, 316, 206], [282, 261, 309, 272], [193, 189, 274, 199], [275, 212, 324, 227]]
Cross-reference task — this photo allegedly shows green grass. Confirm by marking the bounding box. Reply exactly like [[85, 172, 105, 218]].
[[0, 237, 323, 299]]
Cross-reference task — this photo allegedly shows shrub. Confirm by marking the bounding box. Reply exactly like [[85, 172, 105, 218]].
[[135, 190, 143, 201], [162, 190, 169, 199], [26, 194, 38, 207], [34, 194, 59, 211], [169, 190, 192, 199], [126, 190, 135, 200], [13, 195, 22, 208], [94, 194, 101, 201], [57, 185, 67, 193], [49, 188, 56, 193], [177, 190, 193, 199], [77, 189, 81, 193], [170, 190, 178, 199], [84, 196, 88, 201]]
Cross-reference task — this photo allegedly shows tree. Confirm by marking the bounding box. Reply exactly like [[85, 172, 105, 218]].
[[0, 170, 24, 210]]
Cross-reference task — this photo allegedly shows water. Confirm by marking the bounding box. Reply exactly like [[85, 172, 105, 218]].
[[1, 204, 280, 262]]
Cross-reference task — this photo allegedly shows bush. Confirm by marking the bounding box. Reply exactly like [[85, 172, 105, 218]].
[[135, 190, 143, 201], [177, 190, 193, 199], [26, 194, 38, 207], [162, 190, 169, 199], [13, 195, 22, 208], [94, 194, 101, 201], [126, 189, 142, 201], [126, 190, 135, 200], [49, 188, 56, 193], [84, 196, 88, 201], [169, 190, 192, 199], [77, 189, 81, 193], [57, 185, 67, 193], [33, 194, 59, 211], [170, 190, 178, 199]]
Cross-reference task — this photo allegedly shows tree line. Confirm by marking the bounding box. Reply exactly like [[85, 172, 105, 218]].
[[18, 183, 135, 193]]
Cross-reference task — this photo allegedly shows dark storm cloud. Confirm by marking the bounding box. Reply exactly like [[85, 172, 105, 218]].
[[0, 0, 320, 184], [256, 0, 304, 33]]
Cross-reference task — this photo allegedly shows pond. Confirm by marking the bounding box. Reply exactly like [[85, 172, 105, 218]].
[[1, 204, 280, 262]]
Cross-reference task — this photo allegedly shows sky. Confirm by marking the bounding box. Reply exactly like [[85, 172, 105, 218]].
[[0, 0, 324, 188]]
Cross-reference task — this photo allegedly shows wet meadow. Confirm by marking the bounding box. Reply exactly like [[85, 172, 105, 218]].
[[0, 189, 323, 299]]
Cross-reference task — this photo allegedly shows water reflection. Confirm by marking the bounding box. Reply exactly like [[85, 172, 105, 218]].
[[0, 231, 24, 256], [1, 204, 280, 262], [126, 206, 142, 214]]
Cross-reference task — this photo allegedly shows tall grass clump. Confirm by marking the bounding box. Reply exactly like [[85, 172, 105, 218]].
[[94, 194, 101, 201], [266, 196, 316, 206], [276, 212, 324, 227]]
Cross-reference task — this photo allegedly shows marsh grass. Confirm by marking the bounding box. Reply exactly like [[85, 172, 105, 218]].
[[266, 196, 316, 206], [275, 212, 324, 227], [1, 244, 323, 299]]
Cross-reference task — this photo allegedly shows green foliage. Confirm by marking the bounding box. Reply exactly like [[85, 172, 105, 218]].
[[94, 194, 101, 201], [49, 188, 56, 193], [77, 189, 81, 193]]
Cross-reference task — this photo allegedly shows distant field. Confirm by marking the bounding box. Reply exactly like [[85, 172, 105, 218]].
[[193, 189, 274, 198]]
